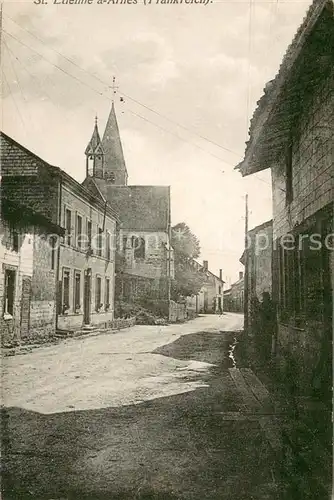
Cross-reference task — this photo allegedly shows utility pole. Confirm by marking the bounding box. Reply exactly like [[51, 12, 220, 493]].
[[243, 193, 249, 333], [167, 187, 172, 320]]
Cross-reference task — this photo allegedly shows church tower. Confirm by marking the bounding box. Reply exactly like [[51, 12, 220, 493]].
[[85, 117, 105, 179], [101, 102, 128, 185]]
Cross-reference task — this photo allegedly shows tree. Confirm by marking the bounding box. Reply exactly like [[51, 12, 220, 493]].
[[171, 223, 206, 300], [171, 222, 201, 259]]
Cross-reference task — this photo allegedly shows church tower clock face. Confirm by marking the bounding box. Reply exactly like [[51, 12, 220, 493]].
[[106, 172, 116, 183]]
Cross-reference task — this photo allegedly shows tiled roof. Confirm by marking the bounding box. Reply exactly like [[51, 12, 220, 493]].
[[1, 195, 65, 235], [93, 180, 170, 231], [1, 131, 51, 175], [236, 0, 333, 176]]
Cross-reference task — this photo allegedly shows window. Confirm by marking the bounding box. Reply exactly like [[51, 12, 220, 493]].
[[50, 236, 57, 270], [62, 269, 70, 313], [65, 208, 72, 246], [133, 237, 145, 260], [76, 214, 83, 248], [123, 236, 128, 253], [106, 232, 111, 261], [105, 278, 110, 311], [74, 271, 81, 311], [12, 229, 19, 252], [4, 269, 16, 316], [87, 220, 92, 251], [285, 140, 293, 205], [97, 228, 103, 257], [218, 286, 222, 295], [95, 276, 102, 312]]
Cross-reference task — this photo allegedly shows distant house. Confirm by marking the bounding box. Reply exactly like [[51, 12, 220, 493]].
[[83, 104, 174, 309], [0, 196, 64, 345], [236, 0, 333, 398], [223, 272, 244, 313], [187, 260, 225, 314], [240, 220, 273, 331], [1, 132, 119, 337]]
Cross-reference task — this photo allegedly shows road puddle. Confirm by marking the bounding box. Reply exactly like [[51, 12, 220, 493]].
[[228, 336, 238, 368]]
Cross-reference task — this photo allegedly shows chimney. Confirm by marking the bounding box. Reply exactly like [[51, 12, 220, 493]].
[[219, 269, 222, 281], [203, 260, 208, 271], [239, 271, 244, 280]]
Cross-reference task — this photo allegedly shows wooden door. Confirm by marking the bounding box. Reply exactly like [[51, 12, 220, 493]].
[[84, 269, 91, 325]]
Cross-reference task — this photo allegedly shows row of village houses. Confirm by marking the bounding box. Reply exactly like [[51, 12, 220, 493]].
[[0, 103, 225, 345], [226, 0, 333, 403]]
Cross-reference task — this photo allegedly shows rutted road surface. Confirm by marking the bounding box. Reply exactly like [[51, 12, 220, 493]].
[[2, 313, 280, 499]]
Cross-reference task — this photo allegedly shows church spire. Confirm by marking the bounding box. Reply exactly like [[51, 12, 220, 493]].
[[85, 116, 105, 179], [101, 101, 128, 185]]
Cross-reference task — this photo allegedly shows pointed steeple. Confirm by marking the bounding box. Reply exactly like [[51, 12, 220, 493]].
[[85, 117, 105, 178], [85, 116, 103, 155], [101, 102, 128, 185]]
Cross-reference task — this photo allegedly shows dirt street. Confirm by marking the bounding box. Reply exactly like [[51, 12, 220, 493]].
[[2, 313, 280, 499]]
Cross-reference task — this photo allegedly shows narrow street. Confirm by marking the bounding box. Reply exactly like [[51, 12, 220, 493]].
[[2, 313, 283, 500]]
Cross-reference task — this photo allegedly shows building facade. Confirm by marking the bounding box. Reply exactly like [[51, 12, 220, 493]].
[[0, 197, 63, 345], [236, 0, 333, 398], [223, 272, 244, 313], [187, 260, 225, 314], [83, 104, 174, 309], [1, 132, 119, 337], [57, 176, 118, 331]]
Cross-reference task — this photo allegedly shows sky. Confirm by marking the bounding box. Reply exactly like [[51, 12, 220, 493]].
[[1, 0, 311, 286]]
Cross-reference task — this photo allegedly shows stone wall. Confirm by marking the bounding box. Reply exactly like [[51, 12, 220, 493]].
[[169, 300, 186, 323], [30, 231, 57, 339], [272, 72, 333, 241], [271, 71, 333, 396], [121, 230, 173, 280]]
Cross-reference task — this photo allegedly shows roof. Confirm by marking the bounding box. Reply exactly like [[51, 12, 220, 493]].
[[191, 258, 225, 284], [236, 0, 333, 176], [101, 103, 128, 178], [1, 196, 65, 235], [248, 219, 273, 236], [91, 179, 171, 231], [1, 131, 120, 223]]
